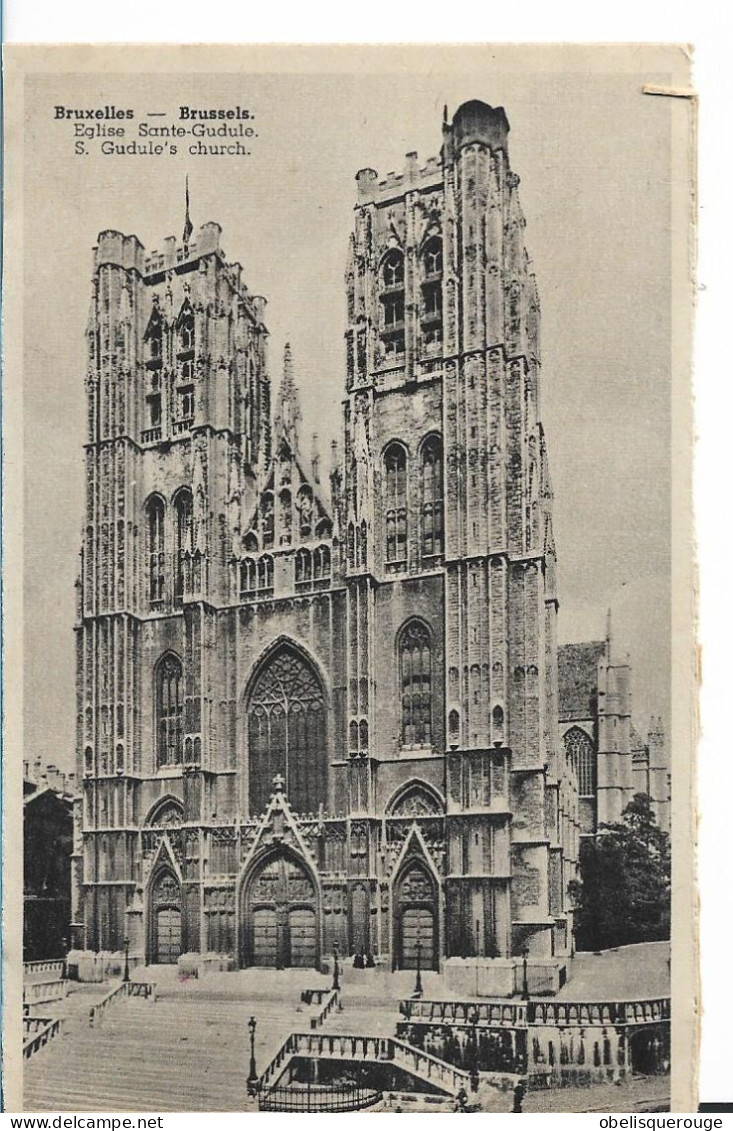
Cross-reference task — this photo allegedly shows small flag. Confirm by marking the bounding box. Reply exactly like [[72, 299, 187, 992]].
[[183, 176, 193, 245]]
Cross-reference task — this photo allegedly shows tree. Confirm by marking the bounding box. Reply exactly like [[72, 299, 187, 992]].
[[569, 793, 671, 951]]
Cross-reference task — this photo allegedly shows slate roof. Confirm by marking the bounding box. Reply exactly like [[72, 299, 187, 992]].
[[557, 641, 606, 720]]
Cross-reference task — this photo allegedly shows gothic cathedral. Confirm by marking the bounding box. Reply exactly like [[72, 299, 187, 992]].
[[72, 101, 579, 987]]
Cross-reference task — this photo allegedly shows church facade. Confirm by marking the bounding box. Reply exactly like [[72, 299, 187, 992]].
[[70, 101, 580, 981]]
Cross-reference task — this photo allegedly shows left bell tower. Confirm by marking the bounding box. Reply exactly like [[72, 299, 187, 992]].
[[72, 204, 270, 959]]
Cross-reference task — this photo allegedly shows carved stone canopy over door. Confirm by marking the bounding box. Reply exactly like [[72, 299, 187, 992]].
[[242, 850, 319, 970]]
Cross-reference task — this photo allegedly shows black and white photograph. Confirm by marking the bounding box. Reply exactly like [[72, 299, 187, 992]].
[[3, 44, 696, 1115]]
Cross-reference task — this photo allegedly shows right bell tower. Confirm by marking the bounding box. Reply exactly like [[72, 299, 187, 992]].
[[343, 99, 576, 979], [439, 101, 575, 966]]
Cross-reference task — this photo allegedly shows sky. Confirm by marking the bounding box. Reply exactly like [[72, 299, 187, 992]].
[[21, 62, 673, 771]]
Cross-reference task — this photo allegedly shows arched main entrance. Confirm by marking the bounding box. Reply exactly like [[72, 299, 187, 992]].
[[149, 869, 182, 964], [393, 860, 438, 970], [240, 849, 320, 970]]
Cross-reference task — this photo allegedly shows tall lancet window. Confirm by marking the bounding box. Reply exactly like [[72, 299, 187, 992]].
[[421, 435, 444, 557], [399, 620, 432, 747], [384, 442, 408, 564], [380, 249, 405, 357], [421, 236, 443, 347], [146, 495, 166, 607], [247, 645, 327, 816], [564, 727, 596, 797], [261, 493, 274, 550], [157, 653, 183, 768], [173, 488, 193, 606]]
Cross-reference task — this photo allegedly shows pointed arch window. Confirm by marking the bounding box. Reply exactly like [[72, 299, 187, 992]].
[[178, 309, 195, 356], [399, 619, 432, 746], [247, 645, 327, 815], [258, 554, 274, 595], [144, 307, 164, 369], [173, 489, 193, 606], [295, 547, 312, 591], [313, 544, 331, 587], [384, 443, 408, 564], [279, 489, 292, 546], [564, 727, 596, 797], [421, 236, 443, 347], [421, 435, 444, 557], [380, 250, 405, 357], [240, 557, 257, 598], [146, 496, 166, 608], [157, 654, 183, 768], [261, 493, 274, 550], [297, 485, 313, 539]]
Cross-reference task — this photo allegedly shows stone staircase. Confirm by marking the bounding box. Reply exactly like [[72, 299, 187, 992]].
[[23, 976, 311, 1113], [23, 967, 467, 1112]]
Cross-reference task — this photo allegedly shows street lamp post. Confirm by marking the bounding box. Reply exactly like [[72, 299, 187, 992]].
[[521, 946, 529, 1002], [123, 937, 130, 983], [413, 938, 423, 998], [332, 944, 340, 992], [247, 1015, 258, 1096]]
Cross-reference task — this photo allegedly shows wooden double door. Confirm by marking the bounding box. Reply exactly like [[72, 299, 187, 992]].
[[150, 870, 183, 964], [395, 861, 438, 970], [244, 851, 319, 969], [400, 906, 436, 969]]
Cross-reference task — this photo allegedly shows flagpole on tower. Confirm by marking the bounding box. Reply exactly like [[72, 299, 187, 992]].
[[183, 175, 193, 246]]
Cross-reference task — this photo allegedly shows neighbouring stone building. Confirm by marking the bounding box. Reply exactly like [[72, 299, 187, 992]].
[[70, 100, 582, 989], [24, 763, 76, 960], [558, 626, 670, 837]]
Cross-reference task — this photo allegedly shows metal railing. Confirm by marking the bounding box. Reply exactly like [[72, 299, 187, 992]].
[[259, 1082, 382, 1113], [23, 1017, 63, 1059], [89, 980, 155, 1026]]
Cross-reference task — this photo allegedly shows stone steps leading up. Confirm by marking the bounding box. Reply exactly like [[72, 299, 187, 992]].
[[24, 993, 304, 1112]]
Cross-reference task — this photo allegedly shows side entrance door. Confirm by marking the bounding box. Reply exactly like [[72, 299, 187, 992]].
[[156, 907, 182, 964]]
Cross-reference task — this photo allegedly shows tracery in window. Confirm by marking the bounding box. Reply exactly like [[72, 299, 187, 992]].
[[240, 554, 274, 600], [421, 236, 443, 347], [261, 493, 274, 550], [157, 653, 183, 768], [295, 547, 312, 591], [380, 250, 405, 357], [279, 489, 292, 546], [248, 645, 327, 815], [146, 495, 165, 607], [399, 619, 432, 746], [421, 435, 444, 557], [178, 308, 195, 355], [314, 544, 331, 585], [564, 726, 596, 797], [297, 486, 313, 539], [384, 443, 408, 564], [173, 488, 193, 606], [257, 555, 274, 595]]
